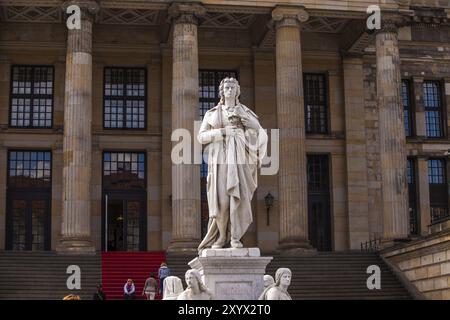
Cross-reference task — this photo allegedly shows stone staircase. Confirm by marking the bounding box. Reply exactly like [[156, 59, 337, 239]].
[[166, 251, 413, 300], [101, 252, 166, 300], [0, 251, 101, 300]]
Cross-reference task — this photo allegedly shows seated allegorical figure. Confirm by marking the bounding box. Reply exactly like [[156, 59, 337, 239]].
[[162, 276, 184, 300], [263, 274, 275, 289], [177, 269, 214, 300], [258, 268, 292, 300]]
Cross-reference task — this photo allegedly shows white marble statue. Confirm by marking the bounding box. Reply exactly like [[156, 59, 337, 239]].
[[263, 274, 275, 289], [258, 268, 292, 300], [197, 77, 268, 253], [162, 276, 184, 300], [177, 269, 214, 300]]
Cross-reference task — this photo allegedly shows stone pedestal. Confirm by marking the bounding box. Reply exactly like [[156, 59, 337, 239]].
[[189, 248, 272, 300]]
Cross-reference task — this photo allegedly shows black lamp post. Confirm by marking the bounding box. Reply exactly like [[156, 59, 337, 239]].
[[264, 192, 274, 226]]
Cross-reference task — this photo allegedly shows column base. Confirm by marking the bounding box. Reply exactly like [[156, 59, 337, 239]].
[[166, 239, 200, 255], [277, 237, 316, 255], [56, 237, 96, 255]]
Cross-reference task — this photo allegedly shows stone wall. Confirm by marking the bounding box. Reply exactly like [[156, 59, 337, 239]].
[[381, 230, 450, 300], [363, 61, 383, 239]]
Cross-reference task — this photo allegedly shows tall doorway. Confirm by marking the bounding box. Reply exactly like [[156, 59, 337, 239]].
[[307, 154, 332, 251], [102, 152, 147, 252], [5, 150, 52, 251]]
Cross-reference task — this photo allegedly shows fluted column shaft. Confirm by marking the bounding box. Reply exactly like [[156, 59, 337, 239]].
[[376, 17, 409, 242], [273, 7, 312, 250], [168, 4, 204, 252], [58, 2, 98, 254]]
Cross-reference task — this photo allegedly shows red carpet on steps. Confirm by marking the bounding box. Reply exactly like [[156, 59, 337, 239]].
[[101, 252, 166, 300]]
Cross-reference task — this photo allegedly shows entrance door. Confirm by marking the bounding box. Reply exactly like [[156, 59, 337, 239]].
[[308, 195, 331, 251], [103, 193, 146, 252], [307, 155, 332, 251], [6, 192, 51, 251]]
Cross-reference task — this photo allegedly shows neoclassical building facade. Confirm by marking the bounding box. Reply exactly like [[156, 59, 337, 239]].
[[0, 0, 449, 257]]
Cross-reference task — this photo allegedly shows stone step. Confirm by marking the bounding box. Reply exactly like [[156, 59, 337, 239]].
[[166, 252, 412, 300]]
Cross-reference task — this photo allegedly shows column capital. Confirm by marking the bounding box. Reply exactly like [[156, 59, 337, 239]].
[[62, 0, 100, 22], [271, 6, 309, 29], [378, 12, 409, 34], [168, 2, 206, 26]]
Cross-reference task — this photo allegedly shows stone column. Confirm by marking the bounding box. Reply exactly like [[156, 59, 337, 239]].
[[376, 14, 409, 243], [444, 77, 450, 136], [417, 157, 431, 236], [413, 77, 426, 138], [272, 6, 312, 251], [57, 1, 99, 254], [342, 56, 370, 249], [167, 3, 205, 253]]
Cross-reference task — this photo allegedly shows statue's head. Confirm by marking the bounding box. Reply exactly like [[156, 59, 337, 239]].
[[185, 269, 206, 292], [219, 77, 241, 105], [163, 276, 184, 299], [275, 268, 292, 287], [263, 274, 275, 288]]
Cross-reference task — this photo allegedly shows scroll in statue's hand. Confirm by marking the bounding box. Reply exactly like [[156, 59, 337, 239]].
[[240, 114, 259, 129], [221, 125, 238, 137]]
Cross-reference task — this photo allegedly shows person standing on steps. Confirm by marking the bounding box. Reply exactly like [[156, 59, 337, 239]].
[[123, 279, 135, 300], [93, 284, 106, 300], [142, 273, 158, 300], [158, 262, 171, 296]]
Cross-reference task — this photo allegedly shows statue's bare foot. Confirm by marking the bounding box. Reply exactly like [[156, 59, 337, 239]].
[[212, 237, 226, 249], [230, 240, 243, 248]]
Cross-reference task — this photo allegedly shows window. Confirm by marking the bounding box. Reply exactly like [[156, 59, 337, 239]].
[[307, 155, 331, 251], [407, 158, 419, 234], [7, 150, 51, 251], [307, 154, 329, 194], [428, 159, 449, 223], [10, 66, 54, 128], [424, 81, 443, 138], [304, 74, 328, 134], [103, 152, 146, 190], [104, 68, 146, 129], [402, 80, 413, 137], [8, 151, 52, 189]]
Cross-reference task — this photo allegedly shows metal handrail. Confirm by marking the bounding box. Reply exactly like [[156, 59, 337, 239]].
[[360, 238, 382, 252]]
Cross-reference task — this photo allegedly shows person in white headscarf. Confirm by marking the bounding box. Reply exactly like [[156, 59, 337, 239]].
[[177, 269, 214, 300], [258, 268, 292, 300], [162, 276, 184, 300]]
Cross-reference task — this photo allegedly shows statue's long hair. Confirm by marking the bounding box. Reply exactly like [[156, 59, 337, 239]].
[[185, 269, 212, 296], [274, 268, 292, 286], [258, 268, 292, 300], [218, 77, 241, 106]]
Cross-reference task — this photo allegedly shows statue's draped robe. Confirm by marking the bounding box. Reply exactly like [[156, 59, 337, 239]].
[[197, 104, 268, 253], [258, 285, 292, 300]]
